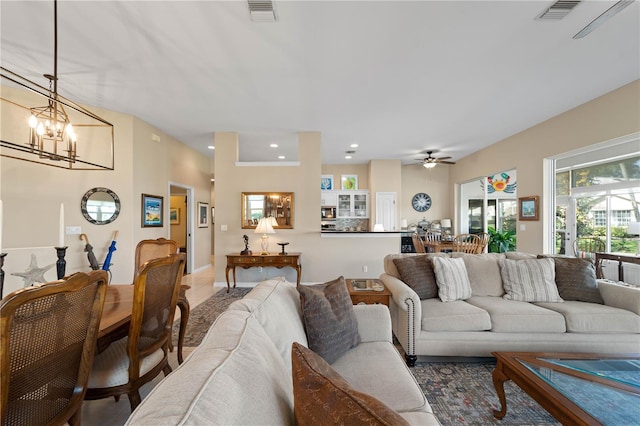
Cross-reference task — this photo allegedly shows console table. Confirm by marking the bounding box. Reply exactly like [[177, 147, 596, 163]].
[[225, 252, 301, 291]]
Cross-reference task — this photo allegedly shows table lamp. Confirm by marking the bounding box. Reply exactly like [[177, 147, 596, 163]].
[[255, 217, 276, 254], [441, 219, 452, 240]]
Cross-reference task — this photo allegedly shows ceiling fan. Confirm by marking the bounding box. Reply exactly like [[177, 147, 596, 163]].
[[415, 151, 456, 169]]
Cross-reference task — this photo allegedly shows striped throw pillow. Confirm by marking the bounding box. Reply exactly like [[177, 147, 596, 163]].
[[501, 258, 563, 302], [432, 257, 472, 302]]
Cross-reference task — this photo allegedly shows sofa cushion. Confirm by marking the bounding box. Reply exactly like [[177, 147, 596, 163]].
[[451, 253, 506, 297], [297, 276, 360, 364], [228, 278, 308, 369], [383, 253, 448, 281], [291, 343, 410, 426], [392, 255, 438, 299], [505, 252, 537, 260], [332, 342, 431, 413], [535, 301, 640, 333], [466, 296, 566, 333], [125, 310, 294, 425], [432, 257, 472, 302], [537, 256, 604, 304], [501, 258, 563, 303], [421, 298, 491, 331]]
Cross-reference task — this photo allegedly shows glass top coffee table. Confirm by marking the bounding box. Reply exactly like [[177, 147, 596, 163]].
[[492, 352, 640, 425]]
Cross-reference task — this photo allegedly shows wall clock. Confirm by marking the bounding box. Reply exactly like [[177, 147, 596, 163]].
[[412, 193, 432, 212]]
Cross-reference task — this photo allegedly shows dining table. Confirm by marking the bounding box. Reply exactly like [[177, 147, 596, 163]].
[[97, 285, 133, 354], [424, 240, 455, 253]]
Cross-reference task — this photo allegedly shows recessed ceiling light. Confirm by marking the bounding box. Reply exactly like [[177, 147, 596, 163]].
[[345, 155, 352, 159], [350, 143, 359, 148], [270, 143, 278, 148], [207, 145, 215, 150], [278, 155, 285, 159]]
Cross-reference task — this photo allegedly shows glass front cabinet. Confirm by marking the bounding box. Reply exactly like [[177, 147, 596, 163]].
[[336, 191, 369, 218]]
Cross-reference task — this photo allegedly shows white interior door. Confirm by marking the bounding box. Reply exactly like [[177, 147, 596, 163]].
[[375, 192, 396, 231]]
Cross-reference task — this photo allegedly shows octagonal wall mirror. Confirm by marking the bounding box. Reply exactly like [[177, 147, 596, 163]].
[[81, 187, 121, 225], [241, 192, 294, 229]]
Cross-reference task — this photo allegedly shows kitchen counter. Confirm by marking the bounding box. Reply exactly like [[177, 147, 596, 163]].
[[320, 230, 401, 237]]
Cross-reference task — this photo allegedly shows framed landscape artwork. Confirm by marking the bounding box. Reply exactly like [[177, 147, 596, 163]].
[[518, 196, 539, 221], [142, 194, 163, 227], [170, 208, 180, 225]]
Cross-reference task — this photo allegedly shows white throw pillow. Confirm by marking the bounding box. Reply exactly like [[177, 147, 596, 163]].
[[432, 257, 472, 302], [500, 258, 563, 302]]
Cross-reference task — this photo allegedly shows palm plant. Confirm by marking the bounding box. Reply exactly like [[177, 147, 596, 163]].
[[487, 227, 516, 253]]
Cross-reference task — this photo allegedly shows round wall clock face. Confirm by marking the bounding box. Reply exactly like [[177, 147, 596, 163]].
[[412, 193, 432, 212]]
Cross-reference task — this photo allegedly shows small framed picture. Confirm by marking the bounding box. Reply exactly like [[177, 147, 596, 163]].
[[142, 194, 163, 227], [518, 196, 539, 221], [198, 202, 209, 228], [341, 174, 358, 190], [169, 208, 180, 225], [321, 175, 334, 190]]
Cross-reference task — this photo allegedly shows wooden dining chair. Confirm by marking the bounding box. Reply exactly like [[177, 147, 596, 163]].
[[452, 234, 481, 254], [1, 270, 108, 426], [475, 232, 490, 254], [572, 237, 605, 260], [134, 238, 190, 364], [85, 253, 185, 411], [412, 233, 427, 253]]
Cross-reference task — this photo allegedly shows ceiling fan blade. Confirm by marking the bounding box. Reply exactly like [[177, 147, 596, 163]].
[[438, 160, 456, 165], [437, 156, 452, 160]]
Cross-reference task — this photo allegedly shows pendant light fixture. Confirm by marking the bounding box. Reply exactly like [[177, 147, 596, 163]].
[[0, 0, 114, 170]]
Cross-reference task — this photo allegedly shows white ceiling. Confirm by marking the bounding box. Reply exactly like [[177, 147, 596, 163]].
[[1, 1, 638, 165]]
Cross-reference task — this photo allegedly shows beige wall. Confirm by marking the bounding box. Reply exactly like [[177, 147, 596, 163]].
[[450, 79, 640, 254], [0, 86, 212, 295], [400, 163, 451, 227]]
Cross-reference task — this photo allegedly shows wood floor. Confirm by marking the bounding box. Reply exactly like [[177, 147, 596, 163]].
[[81, 265, 220, 426]]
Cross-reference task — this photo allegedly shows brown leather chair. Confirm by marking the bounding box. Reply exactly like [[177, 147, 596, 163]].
[[134, 238, 190, 364], [452, 234, 481, 254], [1, 270, 108, 426], [412, 233, 426, 253], [85, 253, 185, 411]]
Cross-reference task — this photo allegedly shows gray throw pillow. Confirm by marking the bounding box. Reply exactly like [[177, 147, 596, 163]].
[[392, 255, 438, 299], [538, 256, 603, 304], [297, 276, 360, 364]]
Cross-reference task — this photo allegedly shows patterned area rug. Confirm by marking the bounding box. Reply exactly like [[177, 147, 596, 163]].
[[172, 288, 559, 425], [171, 287, 251, 347], [410, 361, 559, 426]]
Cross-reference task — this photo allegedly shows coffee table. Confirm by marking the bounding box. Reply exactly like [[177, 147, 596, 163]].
[[492, 351, 640, 425]]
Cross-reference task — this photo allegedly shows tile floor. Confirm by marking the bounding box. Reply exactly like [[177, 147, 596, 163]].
[[81, 265, 220, 426]]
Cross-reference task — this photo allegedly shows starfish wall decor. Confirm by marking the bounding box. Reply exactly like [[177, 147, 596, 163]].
[[11, 254, 55, 286]]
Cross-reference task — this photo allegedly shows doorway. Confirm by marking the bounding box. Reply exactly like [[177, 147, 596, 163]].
[[169, 183, 194, 274]]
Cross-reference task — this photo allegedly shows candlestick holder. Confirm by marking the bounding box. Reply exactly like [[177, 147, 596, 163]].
[[55, 246, 68, 280], [0, 253, 6, 298], [277, 242, 289, 255]]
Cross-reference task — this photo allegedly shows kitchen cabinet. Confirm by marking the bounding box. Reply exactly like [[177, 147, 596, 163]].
[[336, 191, 369, 218], [321, 191, 338, 206]]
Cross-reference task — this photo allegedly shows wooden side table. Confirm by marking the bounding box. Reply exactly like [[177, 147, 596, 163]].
[[346, 278, 391, 306], [225, 252, 302, 292]]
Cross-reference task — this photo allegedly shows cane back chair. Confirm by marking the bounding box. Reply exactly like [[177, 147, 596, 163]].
[[412, 233, 427, 253], [452, 233, 482, 254]]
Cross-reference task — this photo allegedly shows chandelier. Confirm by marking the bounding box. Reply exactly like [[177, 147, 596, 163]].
[[0, 0, 114, 170]]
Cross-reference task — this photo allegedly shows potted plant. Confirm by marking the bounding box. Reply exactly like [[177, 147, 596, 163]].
[[488, 227, 516, 253]]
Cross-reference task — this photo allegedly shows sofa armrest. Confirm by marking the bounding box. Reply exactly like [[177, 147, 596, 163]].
[[379, 273, 422, 364], [598, 280, 640, 316], [352, 304, 392, 343]]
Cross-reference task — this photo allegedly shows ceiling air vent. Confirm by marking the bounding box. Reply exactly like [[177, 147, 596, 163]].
[[248, 0, 278, 22], [537, 0, 581, 20]]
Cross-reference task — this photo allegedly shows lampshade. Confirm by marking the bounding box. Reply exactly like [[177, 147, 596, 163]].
[[255, 218, 276, 234], [423, 162, 437, 169], [441, 219, 452, 228]]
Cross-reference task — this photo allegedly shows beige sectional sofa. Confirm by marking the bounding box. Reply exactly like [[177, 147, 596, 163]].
[[126, 278, 441, 425], [380, 252, 640, 366]]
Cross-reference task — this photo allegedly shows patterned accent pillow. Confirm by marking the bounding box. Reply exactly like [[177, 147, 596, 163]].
[[392, 255, 438, 299], [432, 257, 472, 302], [291, 342, 410, 426], [297, 276, 360, 364], [501, 258, 563, 302], [538, 256, 603, 304]]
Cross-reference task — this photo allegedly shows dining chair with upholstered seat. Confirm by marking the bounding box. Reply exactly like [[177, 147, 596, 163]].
[[1, 270, 108, 426], [134, 238, 190, 364], [85, 253, 185, 411], [412, 232, 427, 253], [572, 237, 605, 260], [452, 233, 482, 254]]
